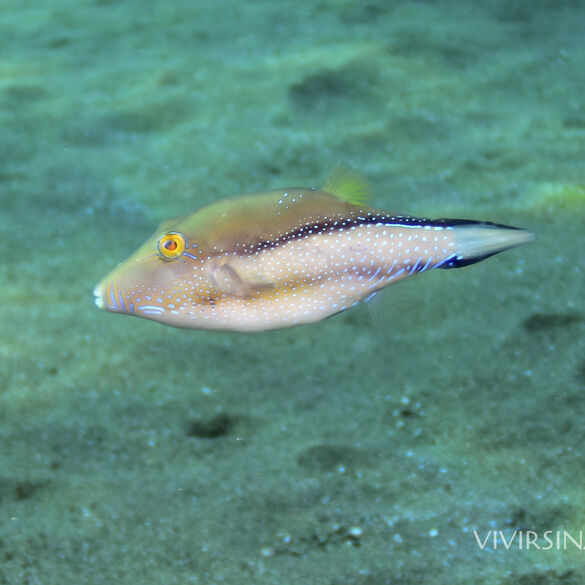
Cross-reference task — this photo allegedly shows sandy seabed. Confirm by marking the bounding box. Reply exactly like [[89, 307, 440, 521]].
[[1, 0, 584, 583]]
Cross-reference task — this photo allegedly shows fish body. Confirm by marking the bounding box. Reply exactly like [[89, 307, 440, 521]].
[[93, 171, 533, 332]]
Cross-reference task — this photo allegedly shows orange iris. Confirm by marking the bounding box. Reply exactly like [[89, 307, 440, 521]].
[[157, 232, 187, 259]]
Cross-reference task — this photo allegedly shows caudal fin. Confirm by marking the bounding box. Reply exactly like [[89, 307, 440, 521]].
[[436, 220, 534, 269]]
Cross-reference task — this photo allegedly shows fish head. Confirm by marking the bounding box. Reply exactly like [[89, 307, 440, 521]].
[[93, 215, 214, 327], [93, 187, 366, 330]]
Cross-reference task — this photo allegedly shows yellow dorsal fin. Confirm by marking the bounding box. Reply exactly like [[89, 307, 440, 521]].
[[322, 164, 372, 205]]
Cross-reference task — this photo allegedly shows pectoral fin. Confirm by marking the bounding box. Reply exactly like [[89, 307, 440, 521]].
[[208, 261, 273, 298]]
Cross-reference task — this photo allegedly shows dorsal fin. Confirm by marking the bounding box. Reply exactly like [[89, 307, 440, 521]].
[[322, 164, 372, 205]]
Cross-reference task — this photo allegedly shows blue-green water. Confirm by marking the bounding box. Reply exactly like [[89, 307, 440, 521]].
[[1, 0, 584, 583]]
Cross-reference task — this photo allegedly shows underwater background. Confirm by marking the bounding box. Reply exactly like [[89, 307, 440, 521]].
[[1, 0, 584, 583]]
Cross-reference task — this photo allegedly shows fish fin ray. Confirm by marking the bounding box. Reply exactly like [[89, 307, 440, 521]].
[[322, 164, 372, 205]]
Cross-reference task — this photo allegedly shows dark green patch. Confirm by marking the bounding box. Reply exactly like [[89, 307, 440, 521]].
[[156, 70, 183, 87], [397, 408, 417, 418], [100, 97, 193, 135], [330, 568, 442, 585], [504, 502, 571, 533], [564, 116, 585, 130], [387, 33, 476, 69], [0, 171, 27, 183], [388, 115, 446, 141], [47, 36, 71, 49], [459, 146, 527, 174], [2, 85, 49, 104], [0, 479, 51, 502], [255, 140, 325, 183], [65, 95, 192, 144], [505, 569, 580, 585], [495, 0, 584, 23], [575, 359, 585, 385], [297, 444, 366, 472], [339, 1, 391, 24], [522, 312, 583, 333], [186, 412, 236, 439], [288, 62, 380, 116]]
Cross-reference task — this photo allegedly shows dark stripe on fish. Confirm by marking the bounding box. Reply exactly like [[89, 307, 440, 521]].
[[220, 212, 437, 256]]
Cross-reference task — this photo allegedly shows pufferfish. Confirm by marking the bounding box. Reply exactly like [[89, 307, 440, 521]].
[[93, 168, 533, 332]]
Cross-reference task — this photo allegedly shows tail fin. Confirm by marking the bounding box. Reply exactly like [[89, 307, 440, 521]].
[[435, 219, 534, 269]]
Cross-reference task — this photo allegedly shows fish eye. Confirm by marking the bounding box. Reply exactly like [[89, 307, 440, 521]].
[[157, 232, 188, 260]]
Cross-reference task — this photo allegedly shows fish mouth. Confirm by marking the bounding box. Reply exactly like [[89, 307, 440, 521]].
[[93, 284, 105, 309], [93, 279, 129, 313]]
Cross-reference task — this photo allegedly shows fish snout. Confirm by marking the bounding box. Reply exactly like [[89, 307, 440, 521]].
[[93, 278, 129, 314], [93, 283, 105, 309]]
